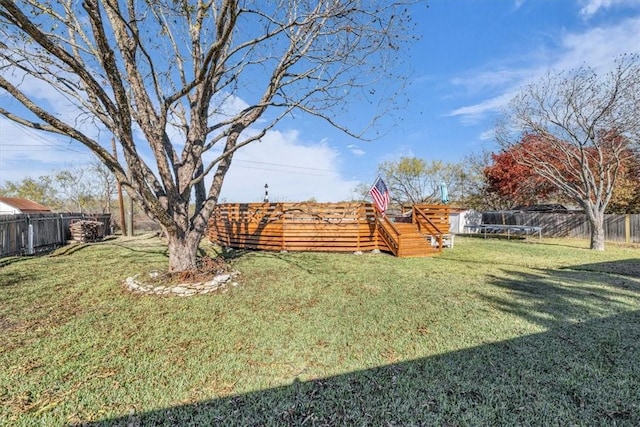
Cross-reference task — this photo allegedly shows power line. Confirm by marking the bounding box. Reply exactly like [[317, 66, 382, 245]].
[[233, 159, 337, 173], [1, 125, 90, 155], [1, 129, 363, 179], [232, 163, 331, 177]]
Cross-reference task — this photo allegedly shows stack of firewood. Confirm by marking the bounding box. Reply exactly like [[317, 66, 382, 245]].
[[70, 220, 104, 242]]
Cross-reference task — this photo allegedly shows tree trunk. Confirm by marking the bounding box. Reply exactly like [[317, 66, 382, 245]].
[[590, 221, 606, 250], [166, 231, 201, 272], [587, 208, 606, 251]]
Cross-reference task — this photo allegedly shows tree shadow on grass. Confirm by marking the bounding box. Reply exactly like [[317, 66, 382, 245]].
[[215, 247, 327, 275], [91, 242, 170, 259], [0, 256, 32, 269], [565, 259, 640, 279], [65, 259, 640, 426], [480, 265, 640, 330], [75, 308, 640, 427], [0, 270, 37, 288], [217, 247, 253, 261], [48, 242, 93, 257]]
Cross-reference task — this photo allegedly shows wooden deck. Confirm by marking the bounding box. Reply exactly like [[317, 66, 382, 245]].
[[208, 202, 450, 257]]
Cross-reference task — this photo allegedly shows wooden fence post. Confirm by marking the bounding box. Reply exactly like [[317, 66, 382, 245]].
[[625, 214, 631, 244]]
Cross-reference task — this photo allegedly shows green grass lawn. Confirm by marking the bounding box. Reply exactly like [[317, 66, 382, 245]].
[[1, 235, 639, 426]]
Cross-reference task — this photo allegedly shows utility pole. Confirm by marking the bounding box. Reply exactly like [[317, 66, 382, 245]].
[[111, 137, 128, 236], [128, 196, 134, 237]]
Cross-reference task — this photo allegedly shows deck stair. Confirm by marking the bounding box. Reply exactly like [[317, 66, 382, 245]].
[[394, 222, 440, 257], [376, 216, 440, 257]]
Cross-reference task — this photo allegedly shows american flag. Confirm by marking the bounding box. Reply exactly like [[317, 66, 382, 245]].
[[369, 176, 390, 215]]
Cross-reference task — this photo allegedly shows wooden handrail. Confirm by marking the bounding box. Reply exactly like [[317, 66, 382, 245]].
[[413, 206, 443, 235], [375, 214, 400, 256], [379, 213, 402, 236], [413, 206, 444, 251]]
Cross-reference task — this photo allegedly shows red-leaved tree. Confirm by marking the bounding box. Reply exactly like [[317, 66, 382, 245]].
[[484, 137, 561, 208], [497, 56, 640, 250], [487, 134, 640, 213]]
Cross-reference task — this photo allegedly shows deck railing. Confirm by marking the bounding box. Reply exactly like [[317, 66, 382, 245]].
[[208, 202, 450, 257], [413, 207, 443, 250], [209, 202, 379, 253], [374, 214, 401, 256]]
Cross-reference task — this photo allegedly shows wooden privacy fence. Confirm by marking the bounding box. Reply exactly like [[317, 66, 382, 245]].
[[0, 213, 111, 257], [481, 211, 640, 243], [208, 202, 451, 257]]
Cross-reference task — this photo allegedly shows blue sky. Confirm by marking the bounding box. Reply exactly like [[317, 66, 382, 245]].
[[1, 0, 639, 203]]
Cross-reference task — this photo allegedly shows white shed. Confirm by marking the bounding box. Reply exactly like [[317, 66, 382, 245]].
[[449, 209, 482, 234]]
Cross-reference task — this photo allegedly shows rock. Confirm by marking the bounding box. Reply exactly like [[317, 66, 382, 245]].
[[123, 269, 241, 296], [353, 251, 363, 255], [206, 285, 218, 291], [212, 274, 231, 285]]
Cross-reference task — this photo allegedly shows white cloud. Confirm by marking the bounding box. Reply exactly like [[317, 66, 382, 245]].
[[581, 0, 615, 17], [1, 74, 358, 202], [1, 69, 104, 137], [579, 0, 639, 18], [0, 118, 94, 184], [448, 15, 640, 124], [218, 129, 359, 203], [347, 144, 366, 156], [556, 16, 640, 70], [513, 0, 526, 11], [479, 129, 496, 141], [450, 69, 529, 93], [448, 92, 516, 123]]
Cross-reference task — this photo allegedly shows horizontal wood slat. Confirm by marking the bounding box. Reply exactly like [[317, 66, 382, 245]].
[[208, 202, 449, 257]]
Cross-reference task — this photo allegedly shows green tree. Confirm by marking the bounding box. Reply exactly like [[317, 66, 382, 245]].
[[378, 157, 470, 206], [350, 183, 371, 203], [0, 175, 59, 208]]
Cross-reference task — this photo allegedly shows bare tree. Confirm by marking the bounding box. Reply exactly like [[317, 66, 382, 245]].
[[349, 182, 370, 203], [0, 0, 417, 271], [496, 55, 640, 250], [54, 167, 93, 212], [90, 160, 117, 214]]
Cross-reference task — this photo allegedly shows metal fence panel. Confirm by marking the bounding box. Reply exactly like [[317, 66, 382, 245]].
[[480, 212, 640, 243]]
